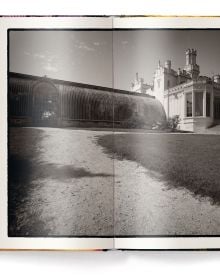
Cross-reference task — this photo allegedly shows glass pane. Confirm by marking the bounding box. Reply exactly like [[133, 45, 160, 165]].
[[195, 91, 203, 116]]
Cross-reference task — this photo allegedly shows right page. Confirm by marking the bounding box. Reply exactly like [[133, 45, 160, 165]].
[[112, 16, 220, 250]]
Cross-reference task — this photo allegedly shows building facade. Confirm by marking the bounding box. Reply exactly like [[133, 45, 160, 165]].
[[131, 49, 220, 132]]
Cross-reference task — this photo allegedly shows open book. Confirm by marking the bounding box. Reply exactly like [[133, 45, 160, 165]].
[[1, 16, 220, 250]]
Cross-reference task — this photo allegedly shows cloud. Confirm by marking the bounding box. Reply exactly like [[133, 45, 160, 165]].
[[24, 51, 31, 56], [78, 42, 95, 51], [24, 51, 59, 73], [93, 41, 106, 47], [33, 53, 46, 59], [73, 40, 95, 52], [24, 51, 45, 59], [42, 62, 58, 73], [24, 51, 55, 61]]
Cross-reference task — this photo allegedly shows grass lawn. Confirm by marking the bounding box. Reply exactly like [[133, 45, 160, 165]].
[[97, 133, 220, 204]]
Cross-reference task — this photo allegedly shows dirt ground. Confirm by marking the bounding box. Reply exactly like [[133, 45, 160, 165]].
[[8, 127, 220, 236]]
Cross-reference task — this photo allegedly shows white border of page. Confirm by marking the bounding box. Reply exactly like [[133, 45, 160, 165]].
[[1, 16, 220, 250]]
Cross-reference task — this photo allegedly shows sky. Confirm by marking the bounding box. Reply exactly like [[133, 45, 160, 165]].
[[9, 30, 113, 87], [10, 30, 220, 90]]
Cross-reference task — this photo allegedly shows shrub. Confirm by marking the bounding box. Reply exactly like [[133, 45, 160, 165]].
[[167, 115, 180, 131], [152, 115, 180, 131]]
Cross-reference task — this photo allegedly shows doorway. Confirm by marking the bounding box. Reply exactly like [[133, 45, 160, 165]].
[[32, 81, 59, 127], [214, 97, 220, 120]]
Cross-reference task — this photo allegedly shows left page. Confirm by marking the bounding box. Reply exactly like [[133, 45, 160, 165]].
[[0, 16, 114, 250]]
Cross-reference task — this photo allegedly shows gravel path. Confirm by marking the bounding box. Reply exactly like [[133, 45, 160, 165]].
[[10, 127, 114, 236], [114, 158, 220, 235]]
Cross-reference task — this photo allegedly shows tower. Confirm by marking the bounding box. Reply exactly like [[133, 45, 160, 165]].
[[164, 60, 171, 70], [153, 60, 165, 105], [184, 48, 200, 80], [153, 59, 177, 106], [131, 72, 152, 94]]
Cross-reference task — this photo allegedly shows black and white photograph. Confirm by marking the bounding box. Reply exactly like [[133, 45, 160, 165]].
[[8, 28, 220, 238]]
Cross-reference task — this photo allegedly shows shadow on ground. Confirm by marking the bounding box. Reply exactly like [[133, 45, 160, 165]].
[[9, 155, 112, 183], [8, 127, 113, 237]]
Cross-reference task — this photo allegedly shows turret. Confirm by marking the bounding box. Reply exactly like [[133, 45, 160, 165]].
[[213, 74, 220, 84], [184, 48, 200, 80], [165, 60, 171, 70], [131, 73, 152, 94]]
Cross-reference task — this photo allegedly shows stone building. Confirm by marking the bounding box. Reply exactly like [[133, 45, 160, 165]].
[[130, 72, 153, 96], [9, 72, 165, 128], [131, 49, 220, 132]]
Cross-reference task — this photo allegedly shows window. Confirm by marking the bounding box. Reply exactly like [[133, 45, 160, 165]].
[[195, 92, 203, 116], [167, 80, 170, 89], [157, 80, 160, 88], [186, 92, 192, 117], [206, 93, 211, 117]]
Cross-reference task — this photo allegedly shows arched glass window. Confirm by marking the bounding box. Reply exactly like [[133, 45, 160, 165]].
[[33, 81, 59, 126]]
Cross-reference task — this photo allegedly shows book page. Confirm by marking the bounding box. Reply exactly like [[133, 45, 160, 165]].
[[0, 16, 114, 250], [2, 16, 220, 251], [113, 16, 220, 250]]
